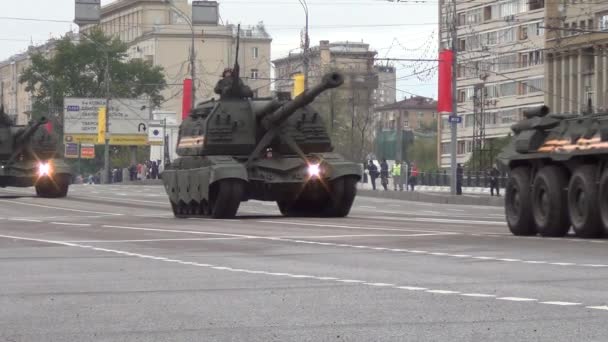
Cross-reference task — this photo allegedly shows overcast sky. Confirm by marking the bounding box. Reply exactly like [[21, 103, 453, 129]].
[[0, 0, 439, 99]]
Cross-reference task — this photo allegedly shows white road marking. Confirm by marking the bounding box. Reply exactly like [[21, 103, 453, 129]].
[[359, 206, 377, 209], [64, 237, 251, 243], [0, 200, 123, 216], [8, 218, 42, 223], [541, 301, 581, 306], [426, 290, 460, 295], [460, 293, 496, 298], [498, 297, 537, 302], [397, 286, 427, 291], [337, 279, 365, 283], [0, 232, 604, 313], [587, 306, 608, 311], [365, 215, 506, 226], [257, 220, 454, 234], [35, 222, 607, 271], [50, 222, 91, 227], [550, 262, 575, 266]]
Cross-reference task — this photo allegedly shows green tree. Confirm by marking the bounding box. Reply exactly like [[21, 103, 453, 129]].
[[19, 29, 167, 173], [406, 136, 438, 171]]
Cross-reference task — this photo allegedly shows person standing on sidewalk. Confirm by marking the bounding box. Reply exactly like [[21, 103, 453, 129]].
[[489, 165, 501, 196], [456, 163, 463, 195], [380, 159, 389, 191], [367, 160, 379, 190], [409, 162, 418, 191], [392, 161, 402, 191]]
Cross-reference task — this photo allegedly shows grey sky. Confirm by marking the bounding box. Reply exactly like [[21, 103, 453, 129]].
[[0, 0, 438, 99]]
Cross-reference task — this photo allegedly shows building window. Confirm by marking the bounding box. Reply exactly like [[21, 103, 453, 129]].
[[250, 69, 259, 79], [599, 14, 608, 31], [458, 141, 466, 155], [520, 77, 544, 95], [519, 26, 528, 40], [252, 47, 259, 59]]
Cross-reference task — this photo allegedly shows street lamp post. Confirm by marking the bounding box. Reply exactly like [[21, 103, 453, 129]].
[[298, 0, 309, 90], [78, 31, 112, 184], [164, 0, 196, 109]]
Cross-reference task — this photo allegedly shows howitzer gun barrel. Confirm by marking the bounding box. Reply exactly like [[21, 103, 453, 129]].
[[261, 72, 344, 128], [523, 105, 550, 119], [15, 117, 47, 145]]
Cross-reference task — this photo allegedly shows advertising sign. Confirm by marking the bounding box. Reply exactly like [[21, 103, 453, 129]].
[[63, 98, 149, 145], [148, 121, 165, 146], [80, 144, 95, 159], [64, 143, 79, 159]]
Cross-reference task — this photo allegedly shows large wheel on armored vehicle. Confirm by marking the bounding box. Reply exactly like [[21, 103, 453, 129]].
[[35, 174, 70, 198], [531, 166, 570, 237], [599, 168, 608, 233], [568, 165, 603, 238], [505, 167, 536, 236]]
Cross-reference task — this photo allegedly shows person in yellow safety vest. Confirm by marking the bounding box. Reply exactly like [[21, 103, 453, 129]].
[[392, 161, 403, 191]]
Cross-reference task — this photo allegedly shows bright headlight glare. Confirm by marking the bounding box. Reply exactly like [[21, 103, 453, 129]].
[[308, 163, 321, 178], [38, 162, 51, 176]]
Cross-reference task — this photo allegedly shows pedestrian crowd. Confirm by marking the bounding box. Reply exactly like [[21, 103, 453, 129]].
[[365, 159, 501, 196], [364, 160, 418, 192]]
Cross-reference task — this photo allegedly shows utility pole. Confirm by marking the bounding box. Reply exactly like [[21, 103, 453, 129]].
[[190, 28, 196, 108], [449, 0, 458, 195], [104, 51, 111, 184], [299, 0, 310, 90]]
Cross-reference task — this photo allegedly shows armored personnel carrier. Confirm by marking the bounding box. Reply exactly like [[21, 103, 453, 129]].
[[498, 105, 608, 238], [162, 27, 362, 219], [0, 106, 71, 197]]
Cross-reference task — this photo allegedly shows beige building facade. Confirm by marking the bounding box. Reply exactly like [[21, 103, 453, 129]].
[[375, 96, 438, 132], [544, 2, 608, 113], [81, 0, 272, 118], [438, 0, 546, 168], [0, 40, 58, 125]]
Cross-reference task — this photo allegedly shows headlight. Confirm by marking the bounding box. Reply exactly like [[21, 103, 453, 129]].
[[38, 162, 52, 177], [308, 163, 321, 178]]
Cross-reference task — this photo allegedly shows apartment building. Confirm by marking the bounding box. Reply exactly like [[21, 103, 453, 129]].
[[79, 0, 272, 118], [273, 41, 396, 159], [545, 1, 608, 113], [0, 40, 58, 125], [375, 96, 438, 132], [438, 0, 546, 168]]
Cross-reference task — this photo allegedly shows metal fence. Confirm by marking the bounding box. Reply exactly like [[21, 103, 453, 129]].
[[363, 170, 509, 188]]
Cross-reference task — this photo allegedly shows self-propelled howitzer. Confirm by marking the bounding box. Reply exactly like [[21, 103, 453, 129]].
[[0, 108, 71, 197], [162, 72, 362, 219]]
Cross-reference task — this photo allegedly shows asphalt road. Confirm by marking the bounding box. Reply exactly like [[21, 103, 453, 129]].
[[1, 184, 608, 341]]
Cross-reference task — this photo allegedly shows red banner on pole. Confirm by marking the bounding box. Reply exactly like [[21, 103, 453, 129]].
[[182, 78, 193, 120], [437, 49, 453, 114]]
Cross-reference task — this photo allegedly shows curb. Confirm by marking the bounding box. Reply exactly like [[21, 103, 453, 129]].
[[357, 189, 504, 207]]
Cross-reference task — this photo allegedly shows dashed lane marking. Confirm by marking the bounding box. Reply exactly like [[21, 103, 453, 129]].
[[461, 293, 496, 298], [50, 222, 91, 227], [498, 297, 537, 302], [8, 219, 42, 223], [0, 233, 598, 313], [12, 221, 608, 270], [0, 200, 123, 216], [64, 237, 252, 243], [541, 301, 581, 306]]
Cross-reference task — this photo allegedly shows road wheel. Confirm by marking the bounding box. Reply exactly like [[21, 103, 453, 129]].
[[35, 174, 70, 198], [532, 166, 570, 237], [568, 165, 602, 238], [505, 167, 536, 236], [599, 168, 608, 233], [324, 176, 358, 217], [210, 179, 244, 219], [171, 201, 186, 219]]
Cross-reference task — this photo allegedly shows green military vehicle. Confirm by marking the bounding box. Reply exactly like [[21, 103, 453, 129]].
[[498, 105, 608, 238], [0, 106, 71, 197], [161, 27, 362, 219]]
